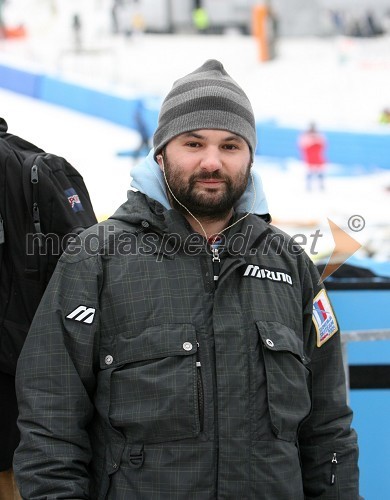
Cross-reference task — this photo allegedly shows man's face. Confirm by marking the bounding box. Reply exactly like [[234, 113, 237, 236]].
[[157, 129, 252, 220]]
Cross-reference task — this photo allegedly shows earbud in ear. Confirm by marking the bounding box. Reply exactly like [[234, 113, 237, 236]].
[[156, 154, 165, 171]]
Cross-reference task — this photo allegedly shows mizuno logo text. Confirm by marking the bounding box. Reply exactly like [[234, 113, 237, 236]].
[[243, 265, 293, 285]]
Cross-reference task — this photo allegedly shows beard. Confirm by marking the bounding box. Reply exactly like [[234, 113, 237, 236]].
[[162, 155, 251, 221]]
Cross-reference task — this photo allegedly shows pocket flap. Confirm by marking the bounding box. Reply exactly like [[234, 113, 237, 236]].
[[256, 320, 308, 363], [100, 323, 198, 368]]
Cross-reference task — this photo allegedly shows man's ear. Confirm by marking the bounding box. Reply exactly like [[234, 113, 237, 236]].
[[156, 154, 164, 171]]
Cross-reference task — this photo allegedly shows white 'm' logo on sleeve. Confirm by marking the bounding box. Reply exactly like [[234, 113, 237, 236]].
[[66, 305, 96, 324]]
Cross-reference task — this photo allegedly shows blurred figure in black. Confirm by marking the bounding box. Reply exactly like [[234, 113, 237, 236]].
[[0, 0, 6, 39], [266, 4, 279, 60], [133, 100, 150, 160], [111, 0, 121, 34], [362, 10, 384, 37], [72, 13, 82, 52]]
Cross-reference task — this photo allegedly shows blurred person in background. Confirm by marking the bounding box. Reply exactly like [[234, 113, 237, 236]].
[[362, 10, 384, 37], [379, 107, 390, 124], [13, 60, 361, 499], [0, 0, 5, 38], [111, 0, 120, 34], [132, 99, 151, 160], [383, 8, 390, 34], [192, 6, 210, 34], [298, 122, 327, 191], [72, 13, 82, 52], [328, 9, 346, 36]]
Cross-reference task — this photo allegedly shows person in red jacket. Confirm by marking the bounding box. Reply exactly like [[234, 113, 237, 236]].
[[298, 123, 327, 191]]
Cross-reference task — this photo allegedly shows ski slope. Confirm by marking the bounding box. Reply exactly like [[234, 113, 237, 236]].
[[1, 29, 389, 261]]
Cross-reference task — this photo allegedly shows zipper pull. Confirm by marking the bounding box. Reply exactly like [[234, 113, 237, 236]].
[[31, 164, 39, 184], [196, 340, 201, 368], [212, 247, 220, 262], [0, 214, 4, 244], [211, 247, 220, 282], [32, 203, 41, 229], [32, 203, 43, 247], [330, 452, 338, 485]]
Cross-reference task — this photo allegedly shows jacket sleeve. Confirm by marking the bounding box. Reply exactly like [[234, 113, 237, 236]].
[[13, 251, 102, 500], [298, 259, 362, 499]]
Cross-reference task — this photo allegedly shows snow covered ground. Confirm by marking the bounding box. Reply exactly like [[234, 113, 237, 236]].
[[1, 28, 390, 264]]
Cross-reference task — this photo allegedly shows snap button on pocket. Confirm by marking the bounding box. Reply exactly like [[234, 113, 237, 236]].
[[183, 342, 193, 351], [266, 339, 274, 348], [105, 355, 114, 365]]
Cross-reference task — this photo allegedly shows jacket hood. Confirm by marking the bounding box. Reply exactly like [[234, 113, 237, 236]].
[[129, 149, 270, 218], [110, 188, 273, 258]]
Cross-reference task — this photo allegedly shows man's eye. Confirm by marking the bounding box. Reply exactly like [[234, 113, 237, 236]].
[[186, 142, 201, 148], [223, 144, 238, 150]]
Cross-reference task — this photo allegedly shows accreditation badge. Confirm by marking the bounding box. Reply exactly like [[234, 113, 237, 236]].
[[312, 289, 338, 347]]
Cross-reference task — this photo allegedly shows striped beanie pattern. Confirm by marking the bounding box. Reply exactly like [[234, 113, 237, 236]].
[[153, 59, 257, 158]]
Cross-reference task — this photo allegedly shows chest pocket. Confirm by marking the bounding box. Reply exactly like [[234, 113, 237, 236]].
[[256, 320, 312, 442], [98, 323, 201, 444]]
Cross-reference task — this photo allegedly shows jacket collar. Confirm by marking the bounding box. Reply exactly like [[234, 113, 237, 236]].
[[111, 191, 271, 257], [129, 148, 271, 221]]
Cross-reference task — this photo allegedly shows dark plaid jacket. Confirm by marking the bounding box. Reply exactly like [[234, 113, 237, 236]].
[[14, 192, 360, 499]]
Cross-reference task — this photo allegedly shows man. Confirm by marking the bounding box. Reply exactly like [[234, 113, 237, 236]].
[[14, 60, 360, 499], [298, 122, 327, 191]]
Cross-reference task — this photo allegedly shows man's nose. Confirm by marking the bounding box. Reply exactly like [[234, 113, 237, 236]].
[[199, 148, 222, 171]]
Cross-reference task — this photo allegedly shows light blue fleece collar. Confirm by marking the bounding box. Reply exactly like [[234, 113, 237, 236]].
[[130, 149, 269, 216]]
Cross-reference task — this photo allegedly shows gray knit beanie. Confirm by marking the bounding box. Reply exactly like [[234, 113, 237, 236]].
[[153, 59, 257, 159]]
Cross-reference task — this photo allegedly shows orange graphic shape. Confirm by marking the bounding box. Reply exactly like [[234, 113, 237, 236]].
[[319, 218, 362, 283]]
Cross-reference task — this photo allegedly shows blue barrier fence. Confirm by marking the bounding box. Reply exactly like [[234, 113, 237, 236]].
[[0, 64, 41, 97], [40, 76, 139, 127], [1, 62, 390, 169], [328, 281, 390, 500], [256, 123, 390, 169]]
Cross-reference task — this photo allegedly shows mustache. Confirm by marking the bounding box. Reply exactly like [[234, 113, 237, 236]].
[[190, 171, 228, 182]]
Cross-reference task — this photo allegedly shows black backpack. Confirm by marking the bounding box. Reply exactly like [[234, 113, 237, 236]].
[[0, 118, 98, 375]]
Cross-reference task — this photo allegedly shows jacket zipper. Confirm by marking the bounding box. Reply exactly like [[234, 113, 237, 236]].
[[211, 247, 221, 284], [196, 341, 204, 432], [330, 452, 338, 485], [31, 163, 43, 246]]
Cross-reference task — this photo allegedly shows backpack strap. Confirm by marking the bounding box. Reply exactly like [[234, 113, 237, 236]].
[[0, 138, 8, 284], [0, 211, 4, 245], [0, 212, 4, 281]]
